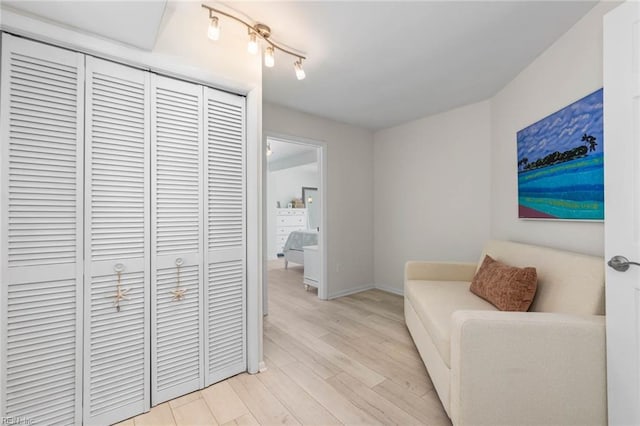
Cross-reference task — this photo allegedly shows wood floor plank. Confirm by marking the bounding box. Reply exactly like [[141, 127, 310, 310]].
[[363, 313, 414, 345], [337, 294, 405, 322], [379, 338, 433, 374], [288, 327, 386, 388], [373, 379, 451, 425], [263, 335, 297, 367], [227, 373, 300, 425], [264, 322, 341, 379], [320, 332, 432, 396], [172, 398, 218, 426], [169, 391, 202, 410], [327, 372, 423, 425], [114, 419, 135, 426], [220, 413, 260, 426], [265, 305, 329, 338], [279, 361, 380, 425], [257, 363, 341, 425], [271, 296, 385, 342], [322, 297, 413, 346], [201, 380, 250, 425], [351, 289, 404, 309], [134, 403, 176, 426]]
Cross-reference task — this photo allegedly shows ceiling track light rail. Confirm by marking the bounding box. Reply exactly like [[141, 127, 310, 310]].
[[202, 4, 307, 80]]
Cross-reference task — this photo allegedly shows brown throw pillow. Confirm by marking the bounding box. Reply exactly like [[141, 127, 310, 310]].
[[470, 255, 538, 311]]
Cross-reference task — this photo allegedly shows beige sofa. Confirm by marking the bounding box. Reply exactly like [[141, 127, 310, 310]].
[[404, 240, 606, 426]]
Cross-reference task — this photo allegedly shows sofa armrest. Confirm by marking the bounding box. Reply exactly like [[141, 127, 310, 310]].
[[450, 310, 606, 426], [404, 261, 477, 282]]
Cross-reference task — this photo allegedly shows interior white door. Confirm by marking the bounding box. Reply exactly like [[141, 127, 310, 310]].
[[84, 56, 151, 424], [204, 87, 247, 385], [604, 2, 640, 424], [0, 34, 84, 425], [151, 74, 205, 405]]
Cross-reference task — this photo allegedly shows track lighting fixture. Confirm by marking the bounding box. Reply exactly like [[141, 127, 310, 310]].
[[247, 31, 259, 55], [294, 60, 306, 80], [265, 46, 275, 68], [202, 4, 307, 80], [207, 16, 220, 41]]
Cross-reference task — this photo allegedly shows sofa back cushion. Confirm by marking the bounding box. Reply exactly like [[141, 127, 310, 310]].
[[479, 240, 604, 315]]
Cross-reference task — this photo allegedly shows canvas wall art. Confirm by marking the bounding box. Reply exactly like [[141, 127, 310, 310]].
[[517, 88, 604, 220]]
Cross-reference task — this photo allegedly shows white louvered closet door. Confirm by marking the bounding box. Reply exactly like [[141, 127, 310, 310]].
[[151, 75, 204, 405], [84, 57, 150, 424], [0, 34, 84, 424], [204, 88, 247, 385]]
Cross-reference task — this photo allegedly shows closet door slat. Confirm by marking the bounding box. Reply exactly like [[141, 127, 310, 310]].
[[83, 56, 150, 425], [1, 34, 84, 425], [204, 88, 247, 385], [151, 75, 204, 405]]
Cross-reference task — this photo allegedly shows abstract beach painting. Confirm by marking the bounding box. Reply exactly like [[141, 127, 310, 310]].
[[517, 88, 603, 220]]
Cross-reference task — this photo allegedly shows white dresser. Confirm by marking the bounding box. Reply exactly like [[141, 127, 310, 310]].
[[303, 245, 320, 290], [275, 208, 307, 255]]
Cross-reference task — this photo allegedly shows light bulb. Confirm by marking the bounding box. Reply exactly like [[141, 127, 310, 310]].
[[248, 32, 259, 55], [264, 46, 275, 68], [294, 60, 306, 80], [207, 17, 220, 41]]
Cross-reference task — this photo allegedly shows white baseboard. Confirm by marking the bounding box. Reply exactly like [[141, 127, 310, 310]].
[[328, 284, 375, 299], [374, 284, 404, 296]]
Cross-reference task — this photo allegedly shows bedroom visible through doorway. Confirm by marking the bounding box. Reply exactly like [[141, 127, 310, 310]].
[[264, 136, 326, 308]]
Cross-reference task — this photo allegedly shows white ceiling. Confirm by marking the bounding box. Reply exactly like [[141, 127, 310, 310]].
[[3, 1, 598, 130], [3, 0, 167, 50], [232, 1, 598, 130], [267, 138, 316, 164]]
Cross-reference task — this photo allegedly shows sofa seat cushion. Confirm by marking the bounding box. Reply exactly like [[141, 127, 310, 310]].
[[405, 280, 497, 367]]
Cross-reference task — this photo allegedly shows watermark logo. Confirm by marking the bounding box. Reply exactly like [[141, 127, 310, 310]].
[[1, 417, 34, 425]]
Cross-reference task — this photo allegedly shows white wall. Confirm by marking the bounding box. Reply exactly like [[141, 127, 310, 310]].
[[490, 1, 617, 257], [372, 2, 616, 295], [264, 102, 375, 298], [267, 163, 319, 259], [373, 101, 492, 293]]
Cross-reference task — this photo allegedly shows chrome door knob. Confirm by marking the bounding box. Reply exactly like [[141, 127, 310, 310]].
[[608, 255, 640, 272]]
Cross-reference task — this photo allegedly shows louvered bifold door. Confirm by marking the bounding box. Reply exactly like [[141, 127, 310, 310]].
[[84, 57, 150, 425], [151, 75, 204, 405], [204, 88, 247, 385], [0, 34, 84, 425]]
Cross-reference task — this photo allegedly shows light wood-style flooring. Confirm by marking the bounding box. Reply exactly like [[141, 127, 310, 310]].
[[117, 260, 450, 425]]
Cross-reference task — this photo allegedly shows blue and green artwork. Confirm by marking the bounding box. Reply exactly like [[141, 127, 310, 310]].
[[517, 88, 604, 220]]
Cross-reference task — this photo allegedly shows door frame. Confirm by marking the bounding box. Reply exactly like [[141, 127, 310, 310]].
[[262, 132, 329, 305]]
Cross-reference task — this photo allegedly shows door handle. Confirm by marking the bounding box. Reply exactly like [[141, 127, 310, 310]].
[[608, 255, 640, 272], [170, 257, 187, 301]]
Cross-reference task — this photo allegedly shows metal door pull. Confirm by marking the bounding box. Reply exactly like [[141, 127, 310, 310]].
[[608, 255, 640, 272]]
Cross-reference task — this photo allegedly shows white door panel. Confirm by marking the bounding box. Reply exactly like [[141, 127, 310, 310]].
[[0, 34, 84, 425], [151, 75, 204, 405], [84, 56, 150, 425], [604, 2, 640, 424], [204, 88, 247, 385]]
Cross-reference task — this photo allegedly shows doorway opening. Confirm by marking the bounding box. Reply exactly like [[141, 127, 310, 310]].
[[263, 135, 327, 312]]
